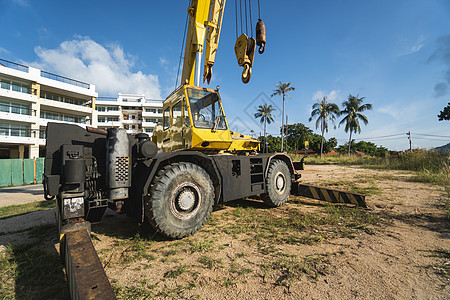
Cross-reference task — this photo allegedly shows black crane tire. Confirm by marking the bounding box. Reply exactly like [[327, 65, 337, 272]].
[[146, 162, 214, 239], [262, 159, 291, 207]]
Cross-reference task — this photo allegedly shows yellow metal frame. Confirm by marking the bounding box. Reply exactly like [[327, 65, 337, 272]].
[[153, 85, 259, 152], [153, 1, 259, 153]]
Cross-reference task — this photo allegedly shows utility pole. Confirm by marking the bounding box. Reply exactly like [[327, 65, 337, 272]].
[[406, 131, 412, 151]]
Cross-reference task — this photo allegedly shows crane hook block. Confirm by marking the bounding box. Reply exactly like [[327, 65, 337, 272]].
[[256, 19, 266, 54], [234, 33, 256, 84]]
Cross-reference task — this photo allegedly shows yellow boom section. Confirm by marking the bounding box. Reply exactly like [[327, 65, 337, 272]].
[[181, 0, 226, 86]]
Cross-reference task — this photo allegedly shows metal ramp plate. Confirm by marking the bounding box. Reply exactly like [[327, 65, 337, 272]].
[[291, 182, 367, 208]]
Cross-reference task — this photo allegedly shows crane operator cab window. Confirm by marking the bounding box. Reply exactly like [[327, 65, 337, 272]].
[[163, 107, 170, 130], [183, 99, 190, 127], [186, 88, 227, 130], [172, 101, 182, 125]]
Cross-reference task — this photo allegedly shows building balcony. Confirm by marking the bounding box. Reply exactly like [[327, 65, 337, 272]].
[[97, 110, 121, 116], [142, 111, 163, 117], [40, 98, 93, 114], [122, 119, 139, 124], [97, 121, 120, 127], [0, 88, 38, 103], [1, 59, 97, 97], [39, 118, 87, 127], [142, 121, 158, 127], [0, 111, 37, 124], [0, 127, 37, 145]]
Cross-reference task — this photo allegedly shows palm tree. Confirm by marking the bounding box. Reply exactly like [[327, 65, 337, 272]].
[[338, 94, 373, 155], [254, 104, 275, 153], [271, 81, 295, 152], [309, 96, 340, 157]]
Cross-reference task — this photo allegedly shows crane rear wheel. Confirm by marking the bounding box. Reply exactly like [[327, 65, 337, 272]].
[[146, 162, 214, 239]]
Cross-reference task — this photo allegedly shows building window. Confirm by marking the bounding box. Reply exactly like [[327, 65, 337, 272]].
[[145, 128, 154, 133], [131, 125, 136, 129], [0, 124, 31, 137], [109, 117, 119, 122], [145, 108, 156, 113], [40, 110, 86, 124], [0, 101, 31, 115], [98, 117, 106, 123], [96, 106, 106, 112], [107, 106, 119, 111], [40, 91, 85, 106], [0, 78, 31, 94]]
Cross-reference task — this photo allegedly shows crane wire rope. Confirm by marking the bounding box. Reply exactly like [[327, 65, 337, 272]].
[[257, 0, 261, 20], [175, 2, 190, 88], [235, 0, 238, 39], [235, 0, 255, 37], [249, 0, 253, 37]]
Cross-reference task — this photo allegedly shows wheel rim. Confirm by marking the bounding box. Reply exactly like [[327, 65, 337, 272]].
[[170, 182, 201, 220], [274, 171, 286, 195]]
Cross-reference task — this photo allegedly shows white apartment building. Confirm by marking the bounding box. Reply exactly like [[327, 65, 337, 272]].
[[96, 94, 163, 135], [0, 59, 97, 159]]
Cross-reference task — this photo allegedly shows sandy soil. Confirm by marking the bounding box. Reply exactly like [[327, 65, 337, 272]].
[[1, 165, 448, 299], [92, 165, 449, 299]]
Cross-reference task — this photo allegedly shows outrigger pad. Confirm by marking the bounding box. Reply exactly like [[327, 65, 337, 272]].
[[291, 182, 367, 208]]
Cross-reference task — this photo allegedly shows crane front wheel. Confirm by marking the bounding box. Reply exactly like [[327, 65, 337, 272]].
[[262, 159, 291, 207], [146, 162, 214, 239]]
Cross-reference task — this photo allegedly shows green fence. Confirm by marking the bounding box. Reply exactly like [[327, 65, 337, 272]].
[[0, 158, 45, 187]]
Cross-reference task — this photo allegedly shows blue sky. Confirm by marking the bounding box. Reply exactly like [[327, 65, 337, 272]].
[[1, 0, 449, 150]]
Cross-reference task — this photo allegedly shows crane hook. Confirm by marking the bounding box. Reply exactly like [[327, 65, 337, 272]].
[[256, 19, 266, 54], [241, 63, 252, 84]]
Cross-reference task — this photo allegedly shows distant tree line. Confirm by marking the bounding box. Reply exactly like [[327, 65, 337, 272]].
[[257, 122, 388, 157], [260, 81, 374, 156]]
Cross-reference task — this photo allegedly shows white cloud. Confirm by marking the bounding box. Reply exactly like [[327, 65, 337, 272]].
[[159, 57, 168, 66], [11, 0, 29, 7], [311, 90, 340, 102], [0, 46, 9, 54], [29, 37, 161, 98], [398, 35, 426, 56]]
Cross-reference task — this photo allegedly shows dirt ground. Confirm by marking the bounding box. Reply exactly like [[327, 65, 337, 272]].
[[1, 165, 449, 299], [93, 165, 449, 299]]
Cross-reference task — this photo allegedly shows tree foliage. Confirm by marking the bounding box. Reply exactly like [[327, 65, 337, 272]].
[[438, 102, 450, 121], [271, 81, 295, 151], [339, 94, 373, 154], [254, 104, 276, 153], [308, 96, 340, 157], [336, 140, 388, 157]]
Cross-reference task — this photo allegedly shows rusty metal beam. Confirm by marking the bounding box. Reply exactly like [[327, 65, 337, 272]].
[[291, 182, 367, 208], [63, 229, 116, 300]]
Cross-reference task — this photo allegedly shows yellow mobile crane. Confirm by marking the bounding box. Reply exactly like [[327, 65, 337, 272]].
[[152, 0, 262, 153], [44, 0, 300, 241], [41, 2, 367, 297]]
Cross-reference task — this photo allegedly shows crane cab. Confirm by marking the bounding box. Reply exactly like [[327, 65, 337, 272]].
[[152, 85, 259, 153]]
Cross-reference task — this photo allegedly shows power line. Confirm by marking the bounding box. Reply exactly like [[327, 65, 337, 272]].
[[352, 133, 405, 140], [413, 133, 450, 138], [413, 137, 450, 141]]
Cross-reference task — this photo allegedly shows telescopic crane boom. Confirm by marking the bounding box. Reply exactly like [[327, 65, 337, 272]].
[[181, 0, 226, 86], [153, 0, 263, 153]]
